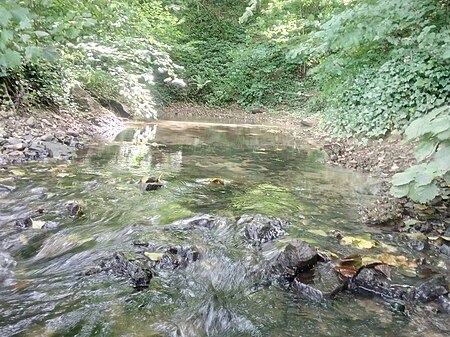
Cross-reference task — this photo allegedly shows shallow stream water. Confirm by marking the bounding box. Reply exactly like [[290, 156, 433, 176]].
[[0, 121, 448, 337]]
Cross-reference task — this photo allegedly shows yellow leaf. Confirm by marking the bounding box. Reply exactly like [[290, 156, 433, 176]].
[[340, 236, 376, 249], [307, 229, 328, 237], [144, 252, 164, 261]]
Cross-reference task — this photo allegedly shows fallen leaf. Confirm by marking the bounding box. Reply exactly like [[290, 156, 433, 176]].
[[210, 178, 225, 185], [374, 264, 391, 279], [144, 252, 164, 261], [307, 229, 328, 237], [334, 265, 358, 278], [31, 220, 46, 229], [340, 236, 376, 249]]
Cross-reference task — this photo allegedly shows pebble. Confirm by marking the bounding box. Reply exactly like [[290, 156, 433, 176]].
[[26, 116, 36, 127]]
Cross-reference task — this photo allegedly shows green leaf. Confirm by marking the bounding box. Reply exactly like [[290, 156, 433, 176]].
[[41, 47, 59, 62], [435, 142, 450, 174], [408, 182, 439, 203], [392, 171, 414, 186], [444, 171, 450, 184], [35, 31, 50, 38], [390, 183, 410, 198], [405, 118, 426, 140], [25, 46, 42, 61], [1, 49, 22, 68], [0, 7, 12, 27], [414, 169, 435, 186], [414, 140, 438, 162]]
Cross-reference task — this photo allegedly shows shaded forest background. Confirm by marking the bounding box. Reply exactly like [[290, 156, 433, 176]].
[[0, 0, 449, 201]]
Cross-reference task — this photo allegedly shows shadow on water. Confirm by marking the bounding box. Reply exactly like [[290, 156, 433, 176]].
[[0, 121, 448, 336]]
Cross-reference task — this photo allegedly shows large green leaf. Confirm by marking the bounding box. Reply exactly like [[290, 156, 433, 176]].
[[0, 7, 12, 27], [408, 182, 439, 203], [435, 142, 450, 174], [391, 170, 415, 186], [1, 49, 22, 69], [390, 183, 410, 198], [414, 139, 437, 161]]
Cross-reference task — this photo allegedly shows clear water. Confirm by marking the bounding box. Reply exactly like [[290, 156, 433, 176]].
[[0, 121, 448, 337]]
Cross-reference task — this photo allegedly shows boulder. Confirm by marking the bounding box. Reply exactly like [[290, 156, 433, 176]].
[[108, 252, 152, 288], [42, 141, 75, 159], [239, 214, 287, 245], [349, 268, 411, 300], [292, 262, 346, 302], [272, 239, 317, 279]]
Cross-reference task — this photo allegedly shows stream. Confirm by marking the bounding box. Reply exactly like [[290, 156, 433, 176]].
[[0, 121, 449, 337]]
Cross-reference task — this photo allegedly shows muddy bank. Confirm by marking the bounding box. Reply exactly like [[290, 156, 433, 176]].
[[0, 86, 124, 165]]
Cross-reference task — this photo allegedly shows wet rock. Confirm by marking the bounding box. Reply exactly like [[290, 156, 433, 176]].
[[292, 279, 325, 302], [437, 294, 450, 314], [349, 268, 410, 300], [108, 252, 152, 288], [439, 243, 450, 257], [42, 141, 75, 159], [408, 239, 429, 251], [66, 200, 83, 218], [138, 176, 164, 191], [15, 217, 33, 228], [413, 276, 449, 303], [165, 214, 223, 231], [0, 183, 15, 192], [292, 262, 346, 302], [272, 239, 317, 279], [239, 214, 287, 245], [139, 182, 164, 191], [146, 246, 200, 270]]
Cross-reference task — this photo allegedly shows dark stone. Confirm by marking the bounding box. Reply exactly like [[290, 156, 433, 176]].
[[66, 201, 83, 218], [99, 98, 131, 118], [413, 276, 449, 303], [292, 262, 346, 302], [300, 120, 313, 127], [349, 268, 411, 300], [152, 246, 200, 270], [144, 182, 163, 191], [108, 252, 152, 288], [440, 243, 450, 257], [15, 217, 33, 228], [408, 239, 429, 251], [272, 239, 317, 279], [437, 294, 450, 314], [239, 214, 287, 245], [292, 279, 325, 302]]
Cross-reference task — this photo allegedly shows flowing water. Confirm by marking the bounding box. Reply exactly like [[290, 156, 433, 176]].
[[0, 121, 448, 337]]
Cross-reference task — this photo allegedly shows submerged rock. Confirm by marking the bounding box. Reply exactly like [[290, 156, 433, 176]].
[[107, 252, 152, 288], [413, 276, 449, 303], [292, 262, 346, 302], [349, 268, 411, 300], [164, 214, 224, 231], [272, 239, 317, 279], [145, 245, 200, 270], [239, 214, 287, 245]]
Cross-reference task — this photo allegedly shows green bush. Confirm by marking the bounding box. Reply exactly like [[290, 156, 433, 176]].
[[391, 105, 450, 203]]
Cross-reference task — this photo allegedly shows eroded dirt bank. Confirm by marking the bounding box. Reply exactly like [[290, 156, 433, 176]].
[[0, 86, 124, 165]]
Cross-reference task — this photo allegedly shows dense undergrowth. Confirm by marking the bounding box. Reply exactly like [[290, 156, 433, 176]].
[[1, 0, 449, 202]]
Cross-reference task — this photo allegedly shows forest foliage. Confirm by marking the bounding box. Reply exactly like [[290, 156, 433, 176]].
[[0, 0, 449, 202]]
